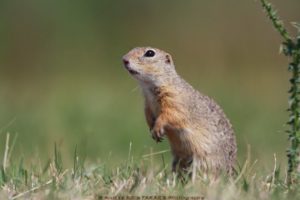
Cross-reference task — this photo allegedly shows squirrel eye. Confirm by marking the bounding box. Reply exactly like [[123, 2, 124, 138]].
[[144, 50, 155, 57]]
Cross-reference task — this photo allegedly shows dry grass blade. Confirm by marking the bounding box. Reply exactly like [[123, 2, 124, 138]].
[[11, 179, 53, 200], [142, 150, 170, 158], [3, 133, 10, 172]]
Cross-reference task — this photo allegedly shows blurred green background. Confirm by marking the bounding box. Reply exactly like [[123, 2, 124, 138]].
[[0, 0, 299, 170]]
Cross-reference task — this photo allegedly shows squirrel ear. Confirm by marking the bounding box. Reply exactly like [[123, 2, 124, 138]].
[[165, 54, 172, 64]]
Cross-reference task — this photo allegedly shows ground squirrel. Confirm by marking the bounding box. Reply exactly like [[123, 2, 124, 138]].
[[122, 47, 237, 174]]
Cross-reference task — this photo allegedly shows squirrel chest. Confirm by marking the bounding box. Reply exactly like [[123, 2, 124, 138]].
[[142, 86, 160, 118], [142, 85, 193, 156]]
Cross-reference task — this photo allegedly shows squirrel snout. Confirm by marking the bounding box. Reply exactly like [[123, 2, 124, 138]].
[[123, 58, 129, 66], [122, 58, 139, 75]]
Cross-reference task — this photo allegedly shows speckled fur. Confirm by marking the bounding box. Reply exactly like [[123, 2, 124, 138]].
[[123, 47, 237, 174]]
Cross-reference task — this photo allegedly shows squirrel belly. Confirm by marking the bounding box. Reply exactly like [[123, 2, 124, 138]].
[[123, 47, 237, 174]]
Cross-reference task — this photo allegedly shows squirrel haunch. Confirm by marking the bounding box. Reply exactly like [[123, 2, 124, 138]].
[[123, 47, 237, 174]]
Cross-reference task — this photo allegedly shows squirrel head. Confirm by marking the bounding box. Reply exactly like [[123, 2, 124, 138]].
[[122, 47, 177, 85]]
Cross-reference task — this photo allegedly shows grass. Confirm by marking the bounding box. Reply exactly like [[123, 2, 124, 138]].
[[1, 133, 300, 200]]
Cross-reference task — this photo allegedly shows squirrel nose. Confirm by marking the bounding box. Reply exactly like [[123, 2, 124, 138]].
[[123, 58, 129, 66]]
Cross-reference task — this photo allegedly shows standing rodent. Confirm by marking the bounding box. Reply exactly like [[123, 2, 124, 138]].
[[122, 47, 237, 175]]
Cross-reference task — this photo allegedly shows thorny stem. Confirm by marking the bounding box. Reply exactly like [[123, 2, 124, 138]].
[[260, 0, 300, 186], [260, 0, 291, 43]]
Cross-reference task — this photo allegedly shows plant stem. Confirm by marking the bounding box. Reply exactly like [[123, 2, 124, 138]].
[[260, 0, 300, 186], [260, 0, 291, 43]]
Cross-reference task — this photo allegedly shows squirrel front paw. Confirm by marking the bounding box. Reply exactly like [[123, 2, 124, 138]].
[[150, 126, 165, 143]]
